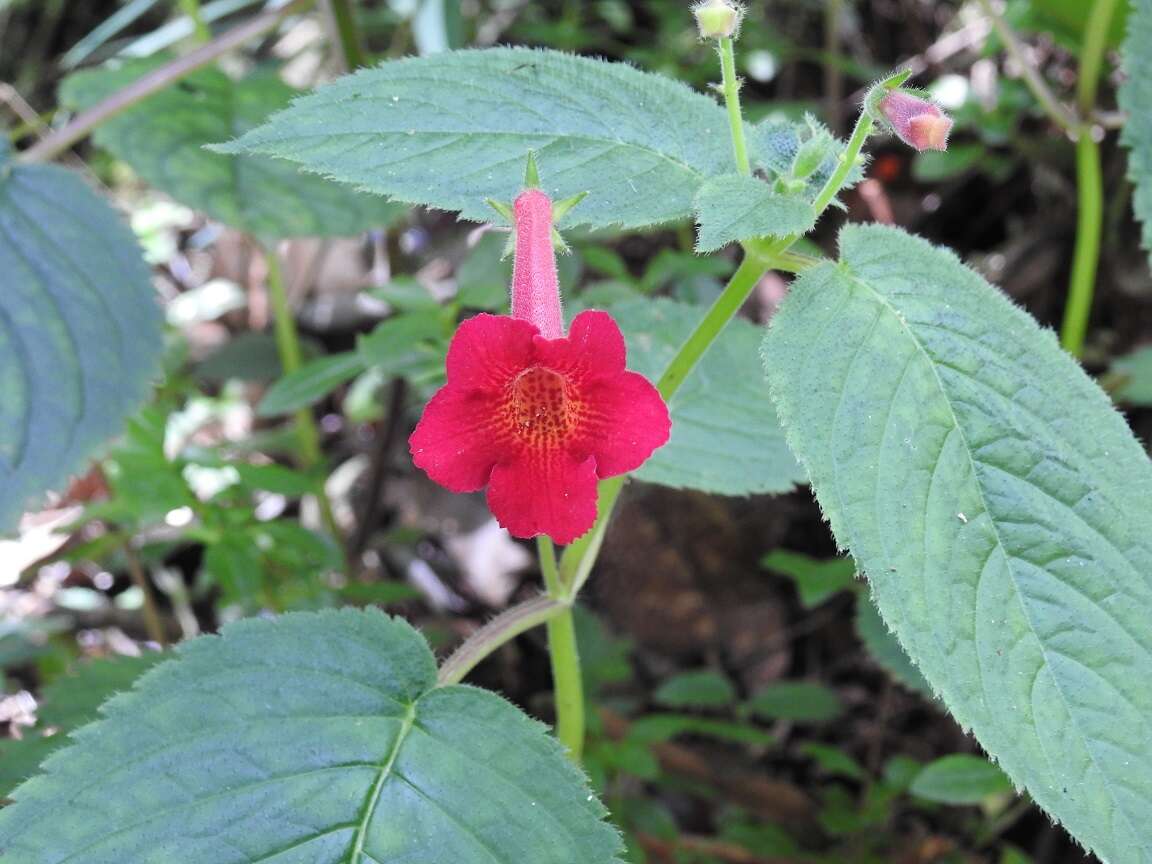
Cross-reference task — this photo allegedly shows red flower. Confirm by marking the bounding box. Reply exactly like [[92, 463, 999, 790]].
[[409, 188, 671, 543]]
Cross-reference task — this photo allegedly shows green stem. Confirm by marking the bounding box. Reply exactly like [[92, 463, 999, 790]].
[[718, 36, 751, 175], [178, 0, 212, 43], [323, 0, 366, 70], [1077, 0, 1121, 116], [437, 595, 570, 686], [263, 244, 348, 566], [1061, 130, 1103, 356], [1058, 0, 1119, 357], [538, 536, 585, 763]]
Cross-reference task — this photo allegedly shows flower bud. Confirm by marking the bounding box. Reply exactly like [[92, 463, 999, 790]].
[[878, 90, 952, 152], [693, 0, 743, 40]]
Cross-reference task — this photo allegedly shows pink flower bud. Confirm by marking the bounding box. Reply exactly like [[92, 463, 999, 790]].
[[878, 90, 952, 152]]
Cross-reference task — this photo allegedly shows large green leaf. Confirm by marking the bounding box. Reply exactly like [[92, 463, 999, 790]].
[[60, 61, 405, 238], [0, 609, 624, 864], [219, 47, 735, 230], [763, 224, 1152, 861], [0, 155, 162, 532], [1121, 0, 1152, 260], [611, 298, 805, 495]]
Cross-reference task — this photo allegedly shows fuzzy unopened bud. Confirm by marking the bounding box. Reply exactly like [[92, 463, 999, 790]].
[[878, 90, 952, 152], [693, 0, 743, 39]]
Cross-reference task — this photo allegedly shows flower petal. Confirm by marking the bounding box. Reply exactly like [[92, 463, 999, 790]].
[[446, 313, 538, 391], [487, 451, 599, 543], [409, 386, 504, 493], [578, 370, 671, 477], [533, 309, 626, 381]]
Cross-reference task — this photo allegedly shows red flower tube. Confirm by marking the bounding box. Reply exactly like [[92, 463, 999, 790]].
[[409, 188, 671, 543]]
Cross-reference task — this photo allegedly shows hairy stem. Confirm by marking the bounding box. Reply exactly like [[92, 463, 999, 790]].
[[718, 36, 751, 175], [19, 0, 315, 164], [538, 536, 586, 762], [322, 0, 366, 71], [437, 595, 570, 686]]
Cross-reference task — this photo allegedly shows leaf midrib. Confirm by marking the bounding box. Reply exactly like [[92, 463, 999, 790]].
[[850, 271, 1143, 856], [348, 700, 417, 863]]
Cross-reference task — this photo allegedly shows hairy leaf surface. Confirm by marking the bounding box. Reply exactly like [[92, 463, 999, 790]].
[[220, 48, 735, 229], [764, 224, 1152, 861], [1121, 0, 1152, 261], [693, 174, 815, 252], [611, 298, 805, 495], [0, 609, 623, 864], [0, 156, 161, 532], [61, 61, 405, 238]]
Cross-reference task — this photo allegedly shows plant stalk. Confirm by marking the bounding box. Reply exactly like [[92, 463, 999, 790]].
[[322, 0, 366, 71], [123, 542, 168, 647], [538, 536, 586, 762], [19, 0, 315, 164], [263, 244, 348, 567], [718, 35, 751, 175], [437, 595, 570, 686]]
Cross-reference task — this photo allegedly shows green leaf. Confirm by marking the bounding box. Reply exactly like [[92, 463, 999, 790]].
[[0, 159, 161, 532], [909, 754, 1014, 805], [219, 47, 735, 230], [203, 534, 265, 605], [257, 351, 365, 417], [1, 653, 163, 797], [232, 462, 318, 496], [763, 223, 1152, 861], [854, 595, 933, 698], [60, 61, 405, 238], [610, 298, 806, 495], [0, 609, 624, 863], [653, 670, 737, 709], [799, 743, 866, 781], [693, 174, 815, 252], [1121, 0, 1152, 262], [745, 681, 842, 723], [750, 115, 863, 201], [628, 714, 774, 747], [760, 549, 856, 609]]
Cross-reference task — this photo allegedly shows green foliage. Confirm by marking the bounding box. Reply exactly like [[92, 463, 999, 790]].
[[653, 670, 737, 709], [909, 754, 1014, 805], [760, 549, 856, 608], [0, 653, 163, 797], [693, 174, 814, 252], [0, 610, 624, 864], [763, 223, 1152, 862], [0, 157, 161, 532], [61, 61, 405, 238], [854, 595, 933, 697], [745, 682, 842, 723], [219, 47, 736, 230], [257, 352, 365, 417], [1022, 0, 1129, 49], [750, 115, 862, 201], [610, 298, 806, 495], [1120, 0, 1152, 262]]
